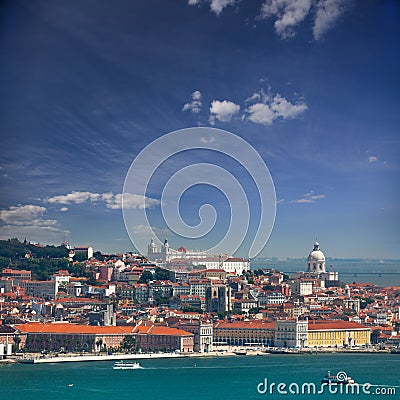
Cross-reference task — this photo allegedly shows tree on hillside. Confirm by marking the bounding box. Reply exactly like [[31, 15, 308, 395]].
[[139, 270, 153, 283]]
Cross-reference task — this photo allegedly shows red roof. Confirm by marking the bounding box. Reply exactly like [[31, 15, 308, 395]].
[[15, 322, 134, 335], [308, 320, 370, 331]]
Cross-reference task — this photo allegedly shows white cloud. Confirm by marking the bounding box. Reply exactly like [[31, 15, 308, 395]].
[[209, 100, 240, 122], [245, 90, 308, 125], [260, 0, 312, 39], [45, 191, 159, 210], [60, 207, 69, 212], [0, 204, 68, 242], [210, 0, 236, 15], [182, 90, 202, 114], [313, 0, 347, 40], [368, 156, 378, 163], [106, 193, 160, 210], [291, 191, 325, 203], [247, 103, 276, 125], [46, 191, 103, 205], [259, 0, 347, 40], [271, 94, 308, 119], [0, 205, 58, 227], [188, 0, 236, 16]]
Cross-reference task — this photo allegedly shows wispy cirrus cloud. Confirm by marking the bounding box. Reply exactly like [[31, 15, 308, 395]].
[[45, 191, 160, 210], [291, 191, 326, 203]]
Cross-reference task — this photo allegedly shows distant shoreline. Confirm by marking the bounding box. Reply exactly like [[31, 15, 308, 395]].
[[2, 348, 392, 365]]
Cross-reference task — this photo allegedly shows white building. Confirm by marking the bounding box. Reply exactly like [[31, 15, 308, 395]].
[[275, 319, 309, 348], [51, 270, 70, 286], [292, 280, 313, 296], [148, 239, 249, 276], [306, 241, 338, 283], [147, 239, 207, 262]]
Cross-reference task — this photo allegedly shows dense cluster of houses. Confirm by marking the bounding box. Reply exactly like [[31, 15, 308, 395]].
[[0, 243, 399, 358]]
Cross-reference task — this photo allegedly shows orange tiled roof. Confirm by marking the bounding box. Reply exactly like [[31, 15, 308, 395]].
[[15, 322, 193, 337], [308, 320, 370, 331], [15, 322, 134, 335]]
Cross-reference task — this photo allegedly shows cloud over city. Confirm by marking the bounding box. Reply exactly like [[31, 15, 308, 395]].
[[45, 191, 160, 210]]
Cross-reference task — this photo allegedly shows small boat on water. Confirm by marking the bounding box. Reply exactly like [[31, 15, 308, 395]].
[[233, 351, 247, 356], [113, 361, 141, 370], [321, 371, 355, 385]]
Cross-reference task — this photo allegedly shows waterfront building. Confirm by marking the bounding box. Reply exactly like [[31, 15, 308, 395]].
[[307, 320, 371, 347], [14, 322, 194, 353], [213, 320, 275, 347], [275, 318, 309, 348], [171, 318, 213, 352], [134, 324, 194, 353], [0, 325, 16, 357]]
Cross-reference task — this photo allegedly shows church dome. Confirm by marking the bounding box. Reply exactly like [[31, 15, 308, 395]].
[[308, 241, 325, 261], [306, 241, 327, 274], [308, 250, 325, 262]]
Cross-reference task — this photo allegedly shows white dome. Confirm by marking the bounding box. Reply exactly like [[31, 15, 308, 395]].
[[308, 250, 325, 262]]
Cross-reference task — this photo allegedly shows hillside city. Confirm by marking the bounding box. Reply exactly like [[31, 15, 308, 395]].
[[0, 237, 399, 360]]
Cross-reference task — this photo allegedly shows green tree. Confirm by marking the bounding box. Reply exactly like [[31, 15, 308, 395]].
[[120, 335, 136, 352], [139, 270, 153, 283], [154, 267, 170, 280]]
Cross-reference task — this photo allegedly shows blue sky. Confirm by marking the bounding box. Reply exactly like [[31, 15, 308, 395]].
[[0, 0, 399, 258]]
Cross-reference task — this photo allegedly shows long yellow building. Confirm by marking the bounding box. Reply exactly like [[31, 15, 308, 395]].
[[308, 320, 370, 347]]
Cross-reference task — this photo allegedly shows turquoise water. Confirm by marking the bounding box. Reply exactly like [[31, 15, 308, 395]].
[[1, 354, 399, 399]]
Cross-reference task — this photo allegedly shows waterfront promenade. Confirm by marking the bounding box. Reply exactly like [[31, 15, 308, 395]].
[[1, 346, 392, 364]]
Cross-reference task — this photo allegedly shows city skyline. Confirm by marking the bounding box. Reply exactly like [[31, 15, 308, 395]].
[[0, 1, 399, 258]]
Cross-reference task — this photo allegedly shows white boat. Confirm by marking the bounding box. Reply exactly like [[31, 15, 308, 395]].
[[321, 371, 355, 385], [113, 361, 141, 370]]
